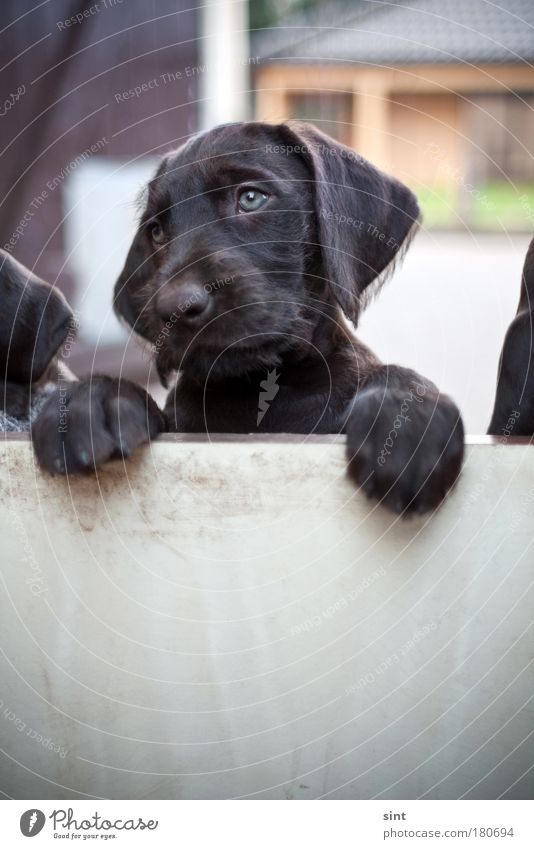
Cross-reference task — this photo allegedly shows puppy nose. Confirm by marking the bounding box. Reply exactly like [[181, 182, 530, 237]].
[[155, 281, 210, 324]]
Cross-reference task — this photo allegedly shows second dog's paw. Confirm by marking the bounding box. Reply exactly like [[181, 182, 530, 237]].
[[32, 376, 165, 475], [346, 384, 464, 515]]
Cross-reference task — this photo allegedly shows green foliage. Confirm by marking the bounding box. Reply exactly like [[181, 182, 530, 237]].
[[249, 0, 326, 30], [417, 182, 534, 231]]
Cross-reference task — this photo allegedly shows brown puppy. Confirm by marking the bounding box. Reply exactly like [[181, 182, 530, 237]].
[[33, 122, 464, 514]]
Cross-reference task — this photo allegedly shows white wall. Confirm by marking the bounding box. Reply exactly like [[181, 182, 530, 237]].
[[63, 158, 158, 345], [1, 437, 532, 799]]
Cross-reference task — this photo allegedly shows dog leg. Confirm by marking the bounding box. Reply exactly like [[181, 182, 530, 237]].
[[345, 366, 464, 515], [32, 376, 166, 474], [488, 236, 534, 435], [488, 312, 534, 435]]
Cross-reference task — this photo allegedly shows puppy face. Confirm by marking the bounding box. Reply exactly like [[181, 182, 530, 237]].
[[114, 122, 420, 384], [0, 250, 73, 384]]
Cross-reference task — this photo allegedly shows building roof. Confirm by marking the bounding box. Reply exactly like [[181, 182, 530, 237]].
[[253, 0, 534, 66]]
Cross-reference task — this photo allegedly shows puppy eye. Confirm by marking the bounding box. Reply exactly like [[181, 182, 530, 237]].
[[148, 219, 165, 244], [238, 188, 269, 213]]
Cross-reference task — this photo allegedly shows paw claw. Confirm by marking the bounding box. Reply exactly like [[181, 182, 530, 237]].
[[31, 377, 164, 476]]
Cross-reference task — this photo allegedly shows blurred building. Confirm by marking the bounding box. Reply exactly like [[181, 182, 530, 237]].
[[0, 0, 200, 377], [253, 0, 534, 229]]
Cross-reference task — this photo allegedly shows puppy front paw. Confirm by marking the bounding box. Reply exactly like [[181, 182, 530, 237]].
[[346, 384, 464, 515], [32, 376, 165, 475]]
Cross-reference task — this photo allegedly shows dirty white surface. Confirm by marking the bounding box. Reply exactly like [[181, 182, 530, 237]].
[[0, 436, 532, 799]]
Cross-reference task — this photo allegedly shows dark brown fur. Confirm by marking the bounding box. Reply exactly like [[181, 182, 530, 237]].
[[33, 122, 464, 513], [489, 236, 534, 436], [0, 249, 73, 428]]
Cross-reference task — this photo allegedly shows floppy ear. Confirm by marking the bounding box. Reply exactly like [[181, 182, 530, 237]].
[[113, 226, 155, 332], [282, 122, 420, 322], [113, 157, 171, 332]]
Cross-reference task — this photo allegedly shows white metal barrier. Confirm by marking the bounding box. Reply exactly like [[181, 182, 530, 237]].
[[0, 435, 532, 799]]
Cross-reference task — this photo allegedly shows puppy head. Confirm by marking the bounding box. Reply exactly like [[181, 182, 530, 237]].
[[0, 250, 73, 384], [114, 122, 419, 385]]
